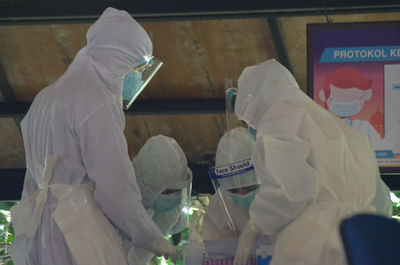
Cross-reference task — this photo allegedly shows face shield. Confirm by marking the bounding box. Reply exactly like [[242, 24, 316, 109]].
[[122, 56, 163, 110], [152, 168, 192, 214], [226, 86, 242, 131], [209, 157, 259, 235], [226, 86, 258, 139]]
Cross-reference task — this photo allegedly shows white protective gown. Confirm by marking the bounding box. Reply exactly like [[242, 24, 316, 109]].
[[235, 59, 392, 265], [203, 127, 257, 240], [11, 7, 164, 265], [125, 135, 192, 265], [204, 193, 250, 240]]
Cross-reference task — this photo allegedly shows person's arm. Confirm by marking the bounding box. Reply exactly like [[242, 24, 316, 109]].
[[152, 211, 181, 235], [78, 103, 163, 249], [249, 133, 319, 234], [249, 106, 319, 235]]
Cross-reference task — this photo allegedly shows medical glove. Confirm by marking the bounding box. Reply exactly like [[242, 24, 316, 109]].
[[233, 221, 261, 265], [150, 238, 179, 263]]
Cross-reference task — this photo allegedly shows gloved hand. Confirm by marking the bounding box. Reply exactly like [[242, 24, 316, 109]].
[[150, 238, 179, 263], [233, 221, 261, 265]]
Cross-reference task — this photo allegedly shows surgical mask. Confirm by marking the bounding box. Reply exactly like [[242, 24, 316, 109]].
[[329, 100, 362, 117], [227, 189, 258, 209], [152, 192, 182, 213], [248, 126, 257, 140], [122, 71, 144, 102]]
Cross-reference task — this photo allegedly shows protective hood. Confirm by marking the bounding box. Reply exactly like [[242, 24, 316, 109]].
[[235, 59, 300, 130], [86, 7, 152, 98], [216, 127, 259, 190], [133, 135, 192, 208]]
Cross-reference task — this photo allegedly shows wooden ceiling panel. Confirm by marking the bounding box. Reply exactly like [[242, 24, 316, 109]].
[[0, 24, 89, 101], [0, 119, 25, 168], [278, 12, 400, 92], [0, 19, 276, 102], [138, 18, 277, 100], [124, 114, 226, 163]]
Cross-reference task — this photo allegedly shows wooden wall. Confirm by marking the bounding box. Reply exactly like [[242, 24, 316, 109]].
[[0, 12, 399, 168]]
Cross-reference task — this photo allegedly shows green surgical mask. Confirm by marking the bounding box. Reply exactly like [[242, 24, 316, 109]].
[[152, 192, 182, 213], [227, 189, 259, 209]]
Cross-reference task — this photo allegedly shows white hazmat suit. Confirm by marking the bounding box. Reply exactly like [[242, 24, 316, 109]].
[[10, 7, 175, 265], [123, 135, 192, 265], [203, 127, 259, 240], [233, 59, 392, 265]]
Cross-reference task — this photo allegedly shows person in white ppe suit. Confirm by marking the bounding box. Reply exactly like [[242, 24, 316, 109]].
[[123, 135, 193, 264], [232, 59, 393, 265], [203, 127, 260, 240], [10, 7, 177, 265]]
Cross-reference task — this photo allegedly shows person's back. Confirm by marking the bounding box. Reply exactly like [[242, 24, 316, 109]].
[[233, 59, 392, 265], [254, 89, 378, 264]]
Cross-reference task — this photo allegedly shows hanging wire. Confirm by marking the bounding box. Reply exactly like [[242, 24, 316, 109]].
[[323, 0, 333, 23]]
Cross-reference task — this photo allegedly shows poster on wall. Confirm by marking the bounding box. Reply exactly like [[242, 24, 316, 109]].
[[307, 21, 400, 173]]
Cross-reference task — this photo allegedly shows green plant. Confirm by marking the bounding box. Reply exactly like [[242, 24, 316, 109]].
[[392, 191, 400, 221], [0, 202, 16, 265]]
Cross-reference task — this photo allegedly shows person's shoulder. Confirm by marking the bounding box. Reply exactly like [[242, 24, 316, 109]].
[[258, 101, 308, 135]]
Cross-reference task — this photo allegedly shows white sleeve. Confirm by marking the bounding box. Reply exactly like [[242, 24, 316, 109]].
[[152, 211, 181, 235], [78, 104, 163, 249], [249, 134, 319, 235], [371, 168, 393, 217]]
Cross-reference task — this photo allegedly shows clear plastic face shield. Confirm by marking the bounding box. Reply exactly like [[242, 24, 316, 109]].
[[122, 56, 163, 110], [225, 79, 241, 131], [225, 83, 257, 139], [180, 168, 193, 215], [208, 158, 259, 235]]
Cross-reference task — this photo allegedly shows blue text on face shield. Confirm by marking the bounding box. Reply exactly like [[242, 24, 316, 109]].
[[329, 100, 361, 117], [153, 193, 182, 213], [228, 189, 258, 209], [122, 71, 144, 100]]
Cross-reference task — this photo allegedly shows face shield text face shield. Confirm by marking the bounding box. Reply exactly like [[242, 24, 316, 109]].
[[122, 56, 163, 110]]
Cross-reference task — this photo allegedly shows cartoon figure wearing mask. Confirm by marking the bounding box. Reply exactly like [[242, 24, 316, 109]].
[[9, 7, 177, 265], [318, 67, 383, 147], [319, 66, 400, 154]]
